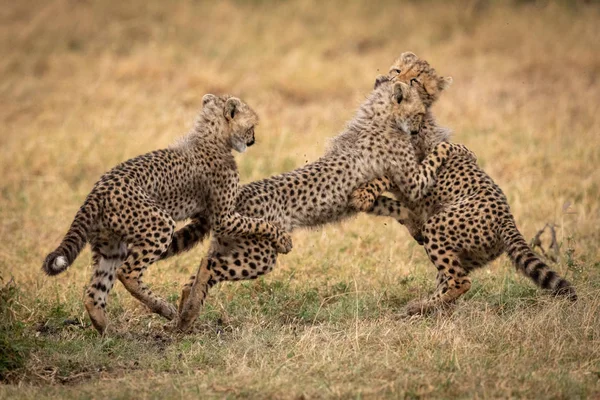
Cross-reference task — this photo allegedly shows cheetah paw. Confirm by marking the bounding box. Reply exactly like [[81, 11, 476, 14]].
[[275, 232, 293, 254], [450, 143, 477, 163], [349, 189, 376, 212], [404, 299, 454, 317], [156, 303, 178, 321], [403, 299, 435, 316]]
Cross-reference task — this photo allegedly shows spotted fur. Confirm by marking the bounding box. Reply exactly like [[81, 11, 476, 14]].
[[351, 54, 576, 314], [42, 94, 292, 334], [173, 78, 475, 331]]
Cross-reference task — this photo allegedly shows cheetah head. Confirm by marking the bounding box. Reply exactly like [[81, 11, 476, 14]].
[[388, 52, 453, 107], [374, 75, 426, 136], [202, 94, 259, 153]]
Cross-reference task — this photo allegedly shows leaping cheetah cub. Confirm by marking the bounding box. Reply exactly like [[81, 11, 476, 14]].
[[351, 53, 577, 315], [42, 94, 292, 334], [171, 76, 476, 331]]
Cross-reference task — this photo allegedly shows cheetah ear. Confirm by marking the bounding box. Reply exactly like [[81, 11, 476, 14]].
[[374, 74, 389, 89], [439, 76, 453, 91], [224, 98, 241, 122], [392, 82, 409, 104], [400, 52, 418, 63], [202, 94, 216, 107]]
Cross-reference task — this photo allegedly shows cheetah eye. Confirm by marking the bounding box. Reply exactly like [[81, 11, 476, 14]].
[[390, 68, 401, 76]]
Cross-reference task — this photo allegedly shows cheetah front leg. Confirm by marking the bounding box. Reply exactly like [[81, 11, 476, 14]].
[[402, 142, 474, 202], [349, 176, 393, 211], [213, 214, 292, 254], [371, 196, 425, 244], [350, 180, 424, 244], [211, 171, 293, 254]]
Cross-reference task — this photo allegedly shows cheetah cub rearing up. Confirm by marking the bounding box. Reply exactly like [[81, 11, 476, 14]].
[[42, 94, 292, 334], [351, 53, 576, 314]]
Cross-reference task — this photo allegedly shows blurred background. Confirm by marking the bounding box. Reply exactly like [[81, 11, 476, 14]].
[[0, 0, 599, 397]]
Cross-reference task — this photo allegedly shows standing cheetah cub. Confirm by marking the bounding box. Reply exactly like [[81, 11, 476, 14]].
[[42, 94, 292, 334], [351, 54, 576, 314]]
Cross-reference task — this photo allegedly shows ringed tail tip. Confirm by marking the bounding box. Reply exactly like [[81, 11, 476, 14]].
[[42, 253, 69, 276]]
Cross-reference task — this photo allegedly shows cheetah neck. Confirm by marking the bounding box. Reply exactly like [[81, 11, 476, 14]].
[[171, 112, 231, 153], [413, 111, 452, 158]]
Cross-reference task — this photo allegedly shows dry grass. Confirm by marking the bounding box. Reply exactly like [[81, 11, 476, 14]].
[[1, 0, 599, 398]]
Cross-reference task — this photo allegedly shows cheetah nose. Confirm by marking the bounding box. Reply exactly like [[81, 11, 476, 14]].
[[410, 130, 419, 135], [247, 138, 255, 146]]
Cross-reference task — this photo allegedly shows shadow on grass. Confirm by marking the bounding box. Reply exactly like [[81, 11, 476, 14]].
[[0, 277, 32, 383]]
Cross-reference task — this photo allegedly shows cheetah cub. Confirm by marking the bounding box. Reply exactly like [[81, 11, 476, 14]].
[[42, 94, 292, 334], [173, 76, 476, 331], [351, 53, 576, 315]]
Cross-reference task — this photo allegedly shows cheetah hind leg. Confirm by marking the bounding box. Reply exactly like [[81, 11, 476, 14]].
[[117, 240, 178, 321], [178, 274, 197, 315], [177, 257, 219, 332], [116, 208, 178, 321], [84, 241, 127, 334], [404, 252, 472, 316], [177, 240, 278, 331], [162, 274, 197, 332], [177, 239, 279, 331]]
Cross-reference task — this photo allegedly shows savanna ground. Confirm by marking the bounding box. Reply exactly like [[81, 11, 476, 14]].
[[1, 0, 599, 398]]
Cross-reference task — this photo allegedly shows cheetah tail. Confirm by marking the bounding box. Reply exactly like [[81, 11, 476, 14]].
[[499, 219, 576, 301], [42, 195, 100, 276], [158, 217, 211, 261]]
